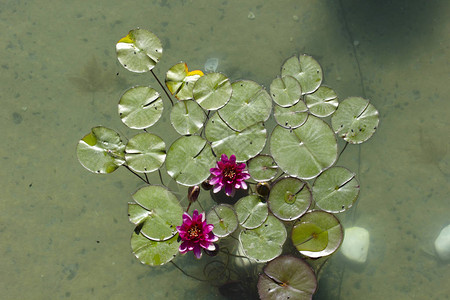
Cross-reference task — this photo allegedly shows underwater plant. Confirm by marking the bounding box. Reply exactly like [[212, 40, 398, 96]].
[[76, 28, 379, 299]]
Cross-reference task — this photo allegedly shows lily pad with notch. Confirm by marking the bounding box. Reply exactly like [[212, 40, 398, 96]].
[[125, 133, 166, 173], [273, 99, 308, 129], [131, 231, 180, 266], [193, 72, 232, 110], [206, 204, 238, 238], [269, 75, 302, 107], [247, 154, 278, 182], [234, 195, 268, 229], [305, 86, 339, 117], [281, 54, 323, 95], [165, 62, 204, 101], [170, 100, 206, 135]]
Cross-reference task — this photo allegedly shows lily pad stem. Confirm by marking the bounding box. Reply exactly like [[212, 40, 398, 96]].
[[124, 165, 149, 184], [151, 70, 174, 106], [170, 261, 208, 282]]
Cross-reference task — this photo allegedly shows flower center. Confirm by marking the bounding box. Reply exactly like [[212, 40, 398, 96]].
[[187, 224, 201, 239], [223, 166, 236, 180]]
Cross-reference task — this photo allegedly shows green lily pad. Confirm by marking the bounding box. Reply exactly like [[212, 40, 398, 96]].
[[292, 210, 343, 258], [131, 185, 183, 241], [118, 86, 164, 129], [269, 75, 302, 107], [131, 231, 180, 266], [116, 28, 163, 73], [257, 255, 317, 300], [77, 126, 125, 174], [313, 167, 360, 213], [268, 177, 311, 221], [170, 100, 206, 135], [205, 113, 266, 162], [273, 99, 308, 129], [206, 204, 238, 237], [305, 86, 339, 117], [281, 54, 323, 95], [234, 195, 269, 229], [165, 135, 216, 186], [331, 97, 379, 144], [165, 62, 203, 100], [247, 154, 278, 182], [291, 222, 328, 252], [218, 80, 272, 131], [193, 72, 232, 110], [239, 215, 287, 263], [270, 116, 337, 179], [125, 133, 166, 173]]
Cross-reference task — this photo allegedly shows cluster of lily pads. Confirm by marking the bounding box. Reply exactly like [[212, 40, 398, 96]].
[[76, 28, 379, 299]]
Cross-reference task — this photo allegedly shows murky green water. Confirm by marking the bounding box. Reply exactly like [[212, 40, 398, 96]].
[[1, 0, 449, 299]]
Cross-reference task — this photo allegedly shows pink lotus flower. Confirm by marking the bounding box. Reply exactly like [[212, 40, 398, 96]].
[[210, 154, 251, 197], [176, 209, 218, 259]]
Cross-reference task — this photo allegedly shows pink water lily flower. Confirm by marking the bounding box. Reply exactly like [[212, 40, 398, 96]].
[[210, 154, 251, 197], [176, 210, 218, 259]]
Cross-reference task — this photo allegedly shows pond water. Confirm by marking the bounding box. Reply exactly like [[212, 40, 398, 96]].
[[1, 0, 449, 299]]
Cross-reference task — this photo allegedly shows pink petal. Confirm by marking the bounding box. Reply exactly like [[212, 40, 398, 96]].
[[209, 176, 221, 185], [193, 245, 202, 259], [240, 181, 247, 189], [204, 224, 214, 233], [200, 240, 216, 251], [229, 155, 236, 163], [224, 184, 234, 196], [213, 184, 222, 193], [179, 242, 188, 254], [221, 154, 229, 162]]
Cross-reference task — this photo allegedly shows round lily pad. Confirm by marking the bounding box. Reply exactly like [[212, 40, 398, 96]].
[[269, 75, 302, 107], [125, 133, 166, 173], [234, 195, 268, 229], [247, 154, 278, 182], [258, 255, 317, 300], [331, 97, 379, 144], [206, 204, 238, 237], [166, 135, 216, 186], [270, 116, 337, 179], [273, 99, 308, 129], [131, 185, 183, 241], [292, 210, 343, 258], [312, 167, 360, 213], [291, 222, 328, 252], [281, 54, 323, 95], [116, 28, 163, 73], [131, 231, 180, 266], [305, 86, 339, 117], [268, 177, 311, 221], [118, 86, 164, 129], [170, 100, 206, 135], [165, 62, 203, 100], [218, 80, 272, 131], [193, 72, 232, 110], [205, 113, 266, 162], [77, 126, 125, 174], [239, 215, 287, 263]]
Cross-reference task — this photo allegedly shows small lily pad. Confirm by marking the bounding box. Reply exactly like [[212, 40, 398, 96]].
[[125, 133, 166, 173], [270, 75, 302, 107], [206, 204, 238, 237], [165, 62, 204, 100], [291, 222, 328, 252], [234, 195, 269, 229], [170, 100, 206, 135], [193, 72, 232, 110], [247, 154, 278, 182], [281, 54, 323, 95], [305, 86, 339, 117], [131, 231, 180, 266], [273, 99, 308, 129]]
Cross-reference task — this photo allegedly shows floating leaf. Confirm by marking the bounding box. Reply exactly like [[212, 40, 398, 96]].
[[313, 167, 360, 213], [239, 215, 287, 263], [247, 154, 278, 182], [206, 204, 238, 237], [118, 86, 164, 129], [331, 97, 379, 144], [270, 116, 337, 179], [291, 222, 328, 252], [257, 255, 317, 300], [131, 231, 179, 266], [268, 177, 311, 221], [125, 133, 166, 173], [170, 100, 206, 135], [166, 135, 215, 186], [218, 80, 272, 131], [269, 75, 302, 107], [77, 126, 125, 174], [116, 28, 162, 73], [165, 62, 204, 100], [273, 99, 308, 129], [305, 86, 339, 117], [193, 72, 232, 110], [234, 195, 268, 229], [281, 54, 323, 95], [131, 185, 183, 241]]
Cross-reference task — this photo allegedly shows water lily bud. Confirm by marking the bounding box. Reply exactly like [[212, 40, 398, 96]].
[[256, 182, 270, 197], [201, 180, 213, 190], [188, 185, 200, 203]]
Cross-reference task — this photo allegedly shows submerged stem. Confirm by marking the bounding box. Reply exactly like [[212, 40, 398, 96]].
[[151, 70, 174, 106]]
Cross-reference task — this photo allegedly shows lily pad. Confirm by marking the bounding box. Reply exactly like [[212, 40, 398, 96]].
[[193, 72, 232, 110], [273, 99, 308, 129], [116, 28, 163, 73], [77, 126, 125, 174], [247, 154, 278, 182], [291, 222, 328, 252], [281, 54, 322, 95], [331, 97, 379, 144], [292, 210, 343, 258], [125, 133, 166, 173], [205, 113, 266, 162], [305, 86, 339, 117], [268, 177, 311, 221], [170, 100, 206, 135], [234, 195, 269, 229], [269, 75, 302, 107], [118, 86, 164, 129], [239, 215, 287, 263], [131, 231, 180, 266], [257, 255, 317, 300], [206, 204, 238, 237], [218, 80, 272, 131], [313, 167, 360, 213], [166, 135, 216, 186], [270, 116, 337, 179], [165, 62, 203, 100], [131, 185, 183, 241]]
